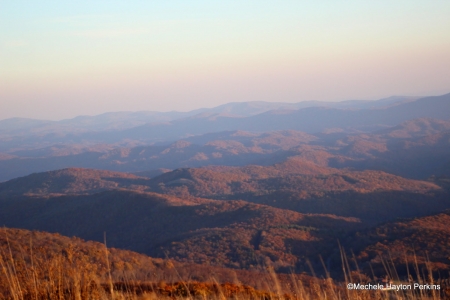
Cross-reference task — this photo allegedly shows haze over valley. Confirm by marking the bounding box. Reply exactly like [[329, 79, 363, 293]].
[[2, 93, 450, 292], [2, 1, 450, 299]]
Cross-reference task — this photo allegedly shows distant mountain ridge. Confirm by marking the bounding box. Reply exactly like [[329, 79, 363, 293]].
[[34, 93, 442, 147], [0, 130, 318, 181], [0, 94, 416, 129], [0, 94, 422, 149], [374, 118, 450, 138], [3, 92, 450, 286], [1, 117, 450, 181], [0, 93, 449, 181]]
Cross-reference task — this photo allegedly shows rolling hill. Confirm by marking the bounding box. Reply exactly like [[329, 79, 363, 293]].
[[1, 163, 449, 273], [145, 163, 448, 223], [0, 181, 361, 272], [1, 93, 450, 291], [345, 211, 450, 280], [2, 117, 450, 183], [0, 168, 151, 196], [0, 130, 318, 181]]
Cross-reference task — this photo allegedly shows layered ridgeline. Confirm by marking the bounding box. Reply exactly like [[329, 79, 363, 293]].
[[1, 93, 450, 298], [0, 168, 359, 272], [1, 165, 449, 275], [0, 94, 419, 141], [1, 117, 450, 182], [1, 93, 450, 181], [1, 94, 446, 149], [144, 163, 447, 223], [0, 130, 317, 181]]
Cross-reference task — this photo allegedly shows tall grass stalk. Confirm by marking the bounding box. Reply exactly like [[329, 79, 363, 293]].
[[0, 231, 447, 299]]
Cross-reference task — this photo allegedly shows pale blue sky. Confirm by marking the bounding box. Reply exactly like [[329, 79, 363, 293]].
[[1, 1, 450, 120]]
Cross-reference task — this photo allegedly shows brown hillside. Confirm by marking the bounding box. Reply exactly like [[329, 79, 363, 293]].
[[148, 164, 446, 223], [0, 227, 326, 299], [0, 168, 150, 196], [348, 211, 450, 279], [0, 188, 359, 273]]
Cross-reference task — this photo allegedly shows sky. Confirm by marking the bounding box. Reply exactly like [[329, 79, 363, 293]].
[[1, 1, 450, 120]]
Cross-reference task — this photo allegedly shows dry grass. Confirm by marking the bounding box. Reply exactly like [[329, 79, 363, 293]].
[[0, 228, 448, 300]]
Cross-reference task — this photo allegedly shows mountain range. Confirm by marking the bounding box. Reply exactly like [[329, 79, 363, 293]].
[[1, 115, 449, 181], [1, 159, 449, 275], [1, 92, 450, 296], [1, 94, 443, 154]]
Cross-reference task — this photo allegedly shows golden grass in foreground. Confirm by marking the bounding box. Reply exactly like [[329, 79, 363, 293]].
[[1, 228, 448, 299]]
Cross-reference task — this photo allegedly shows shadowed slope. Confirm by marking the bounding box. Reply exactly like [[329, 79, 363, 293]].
[[346, 211, 450, 278], [0, 184, 361, 272], [147, 163, 449, 223], [332, 130, 450, 178]]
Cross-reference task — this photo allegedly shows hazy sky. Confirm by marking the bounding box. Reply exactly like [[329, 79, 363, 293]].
[[1, 1, 450, 120]]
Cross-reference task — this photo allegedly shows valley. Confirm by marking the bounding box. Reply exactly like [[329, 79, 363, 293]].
[[1, 94, 450, 298]]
